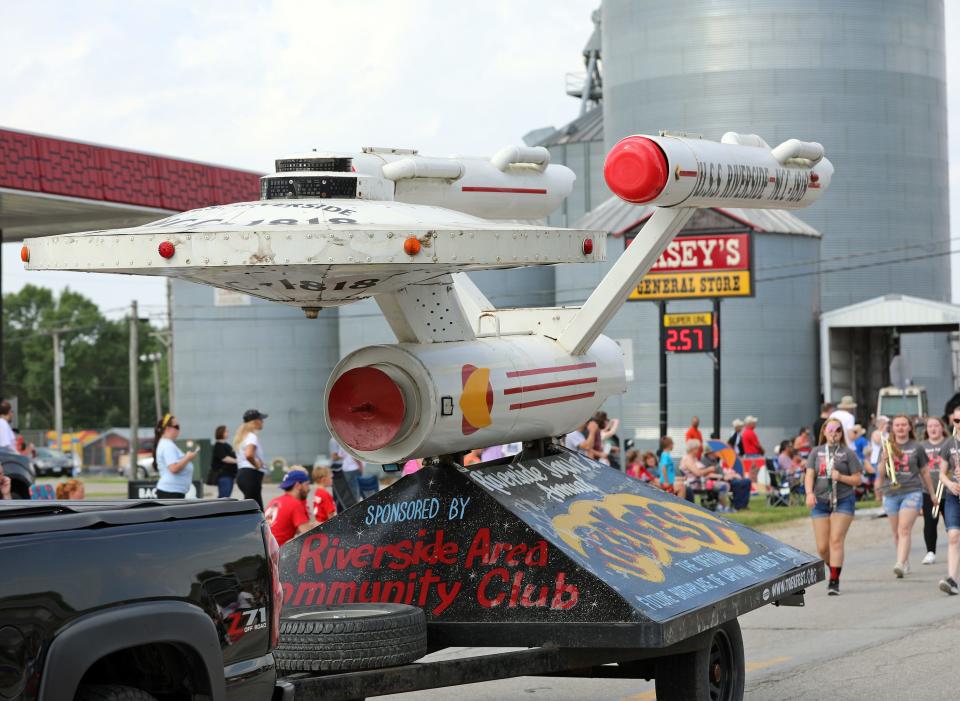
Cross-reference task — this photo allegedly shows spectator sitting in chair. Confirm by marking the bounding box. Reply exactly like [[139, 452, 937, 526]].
[[778, 443, 796, 475], [705, 443, 750, 511], [680, 439, 732, 512], [625, 450, 657, 483]]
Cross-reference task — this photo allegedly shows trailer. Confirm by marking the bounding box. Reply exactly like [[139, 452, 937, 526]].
[[24, 131, 834, 700]]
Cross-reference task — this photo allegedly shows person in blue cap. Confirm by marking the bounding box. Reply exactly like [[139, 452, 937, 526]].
[[264, 468, 317, 546]]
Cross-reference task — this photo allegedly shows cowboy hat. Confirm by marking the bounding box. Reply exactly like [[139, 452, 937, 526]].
[[836, 395, 857, 410]]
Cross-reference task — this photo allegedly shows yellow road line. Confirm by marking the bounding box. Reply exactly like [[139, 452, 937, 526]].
[[617, 656, 791, 701], [619, 691, 656, 701], [746, 655, 791, 672]]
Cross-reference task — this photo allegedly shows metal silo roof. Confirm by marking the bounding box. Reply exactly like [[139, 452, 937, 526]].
[[534, 108, 604, 147]]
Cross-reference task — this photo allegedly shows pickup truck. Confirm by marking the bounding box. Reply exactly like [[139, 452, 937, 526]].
[[0, 499, 281, 701]]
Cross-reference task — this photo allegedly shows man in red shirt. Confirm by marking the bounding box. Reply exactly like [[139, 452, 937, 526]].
[[265, 470, 316, 546], [741, 416, 764, 456], [685, 416, 704, 458]]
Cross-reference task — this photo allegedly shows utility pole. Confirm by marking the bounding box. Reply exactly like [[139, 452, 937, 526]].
[[150, 329, 173, 415], [52, 331, 63, 451], [129, 301, 139, 472], [152, 360, 161, 422], [140, 352, 162, 422], [166, 279, 175, 412]]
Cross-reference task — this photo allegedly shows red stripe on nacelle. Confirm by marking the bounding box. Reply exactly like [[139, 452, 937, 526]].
[[508, 392, 596, 411], [506, 362, 597, 379], [503, 377, 597, 396], [461, 186, 547, 194]]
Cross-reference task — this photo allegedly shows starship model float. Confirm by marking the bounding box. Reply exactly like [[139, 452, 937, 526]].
[[25, 134, 831, 465], [26, 133, 834, 667]]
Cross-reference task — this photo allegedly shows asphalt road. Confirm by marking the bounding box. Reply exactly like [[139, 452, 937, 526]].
[[372, 511, 960, 701]]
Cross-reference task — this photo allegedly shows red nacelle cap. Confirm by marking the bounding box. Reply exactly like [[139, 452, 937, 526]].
[[328, 366, 406, 452], [604, 136, 669, 204]]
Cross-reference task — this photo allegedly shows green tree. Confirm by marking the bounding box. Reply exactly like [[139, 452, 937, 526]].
[[2, 285, 168, 431]]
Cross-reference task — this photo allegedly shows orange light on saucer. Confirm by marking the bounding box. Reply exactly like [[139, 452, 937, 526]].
[[403, 237, 421, 256]]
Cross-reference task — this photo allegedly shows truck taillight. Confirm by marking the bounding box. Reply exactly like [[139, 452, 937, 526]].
[[264, 524, 283, 649]]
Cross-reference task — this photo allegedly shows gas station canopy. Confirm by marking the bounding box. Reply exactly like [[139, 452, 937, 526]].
[[0, 127, 261, 241]]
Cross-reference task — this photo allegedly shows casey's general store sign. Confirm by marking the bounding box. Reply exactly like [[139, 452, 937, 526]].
[[627, 232, 754, 301]]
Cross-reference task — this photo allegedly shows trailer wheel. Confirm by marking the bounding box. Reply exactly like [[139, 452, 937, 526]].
[[654, 619, 744, 701], [276, 603, 427, 673]]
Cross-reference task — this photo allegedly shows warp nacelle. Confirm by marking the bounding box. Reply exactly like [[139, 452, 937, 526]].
[[604, 132, 833, 210], [325, 335, 626, 464]]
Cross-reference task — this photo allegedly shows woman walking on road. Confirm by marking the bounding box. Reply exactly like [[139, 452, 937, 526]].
[[920, 416, 948, 565], [875, 415, 938, 578], [153, 414, 198, 499], [936, 406, 960, 595], [210, 425, 239, 498], [234, 409, 269, 510], [805, 418, 863, 595]]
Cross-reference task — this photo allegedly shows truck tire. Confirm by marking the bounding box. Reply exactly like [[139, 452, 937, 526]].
[[276, 603, 427, 673], [654, 619, 745, 701], [75, 685, 158, 701]]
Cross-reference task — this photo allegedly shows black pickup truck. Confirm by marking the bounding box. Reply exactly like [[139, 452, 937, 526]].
[[0, 499, 281, 701]]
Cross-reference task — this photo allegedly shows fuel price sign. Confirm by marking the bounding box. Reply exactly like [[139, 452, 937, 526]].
[[663, 312, 716, 354]]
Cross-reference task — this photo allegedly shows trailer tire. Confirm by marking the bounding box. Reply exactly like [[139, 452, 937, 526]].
[[276, 604, 427, 673], [75, 685, 158, 701], [654, 618, 744, 701]]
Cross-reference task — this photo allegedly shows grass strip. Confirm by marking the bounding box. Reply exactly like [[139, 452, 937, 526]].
[[723, 496, 880, 530]]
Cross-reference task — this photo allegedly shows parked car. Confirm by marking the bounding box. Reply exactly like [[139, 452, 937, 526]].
[[32, 447, 74, 477], [126, 452, 158, 480]]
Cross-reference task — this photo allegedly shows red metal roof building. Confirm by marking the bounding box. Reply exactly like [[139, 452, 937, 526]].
[[0, 127, 261, 240]]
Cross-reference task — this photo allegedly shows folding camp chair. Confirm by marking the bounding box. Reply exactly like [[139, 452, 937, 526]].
[[766, 470, 792, 507]]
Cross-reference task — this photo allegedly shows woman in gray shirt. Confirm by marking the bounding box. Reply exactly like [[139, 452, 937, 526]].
[[875, 415, 938, 579], [805, 418, 863, 595]]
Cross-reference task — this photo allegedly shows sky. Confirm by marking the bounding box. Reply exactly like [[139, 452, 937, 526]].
[[2, 1, 960, 316], [0, 0, 597, 319]]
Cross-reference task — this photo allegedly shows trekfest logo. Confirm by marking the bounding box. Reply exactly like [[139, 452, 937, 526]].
[[552, 493, 750, 583]]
